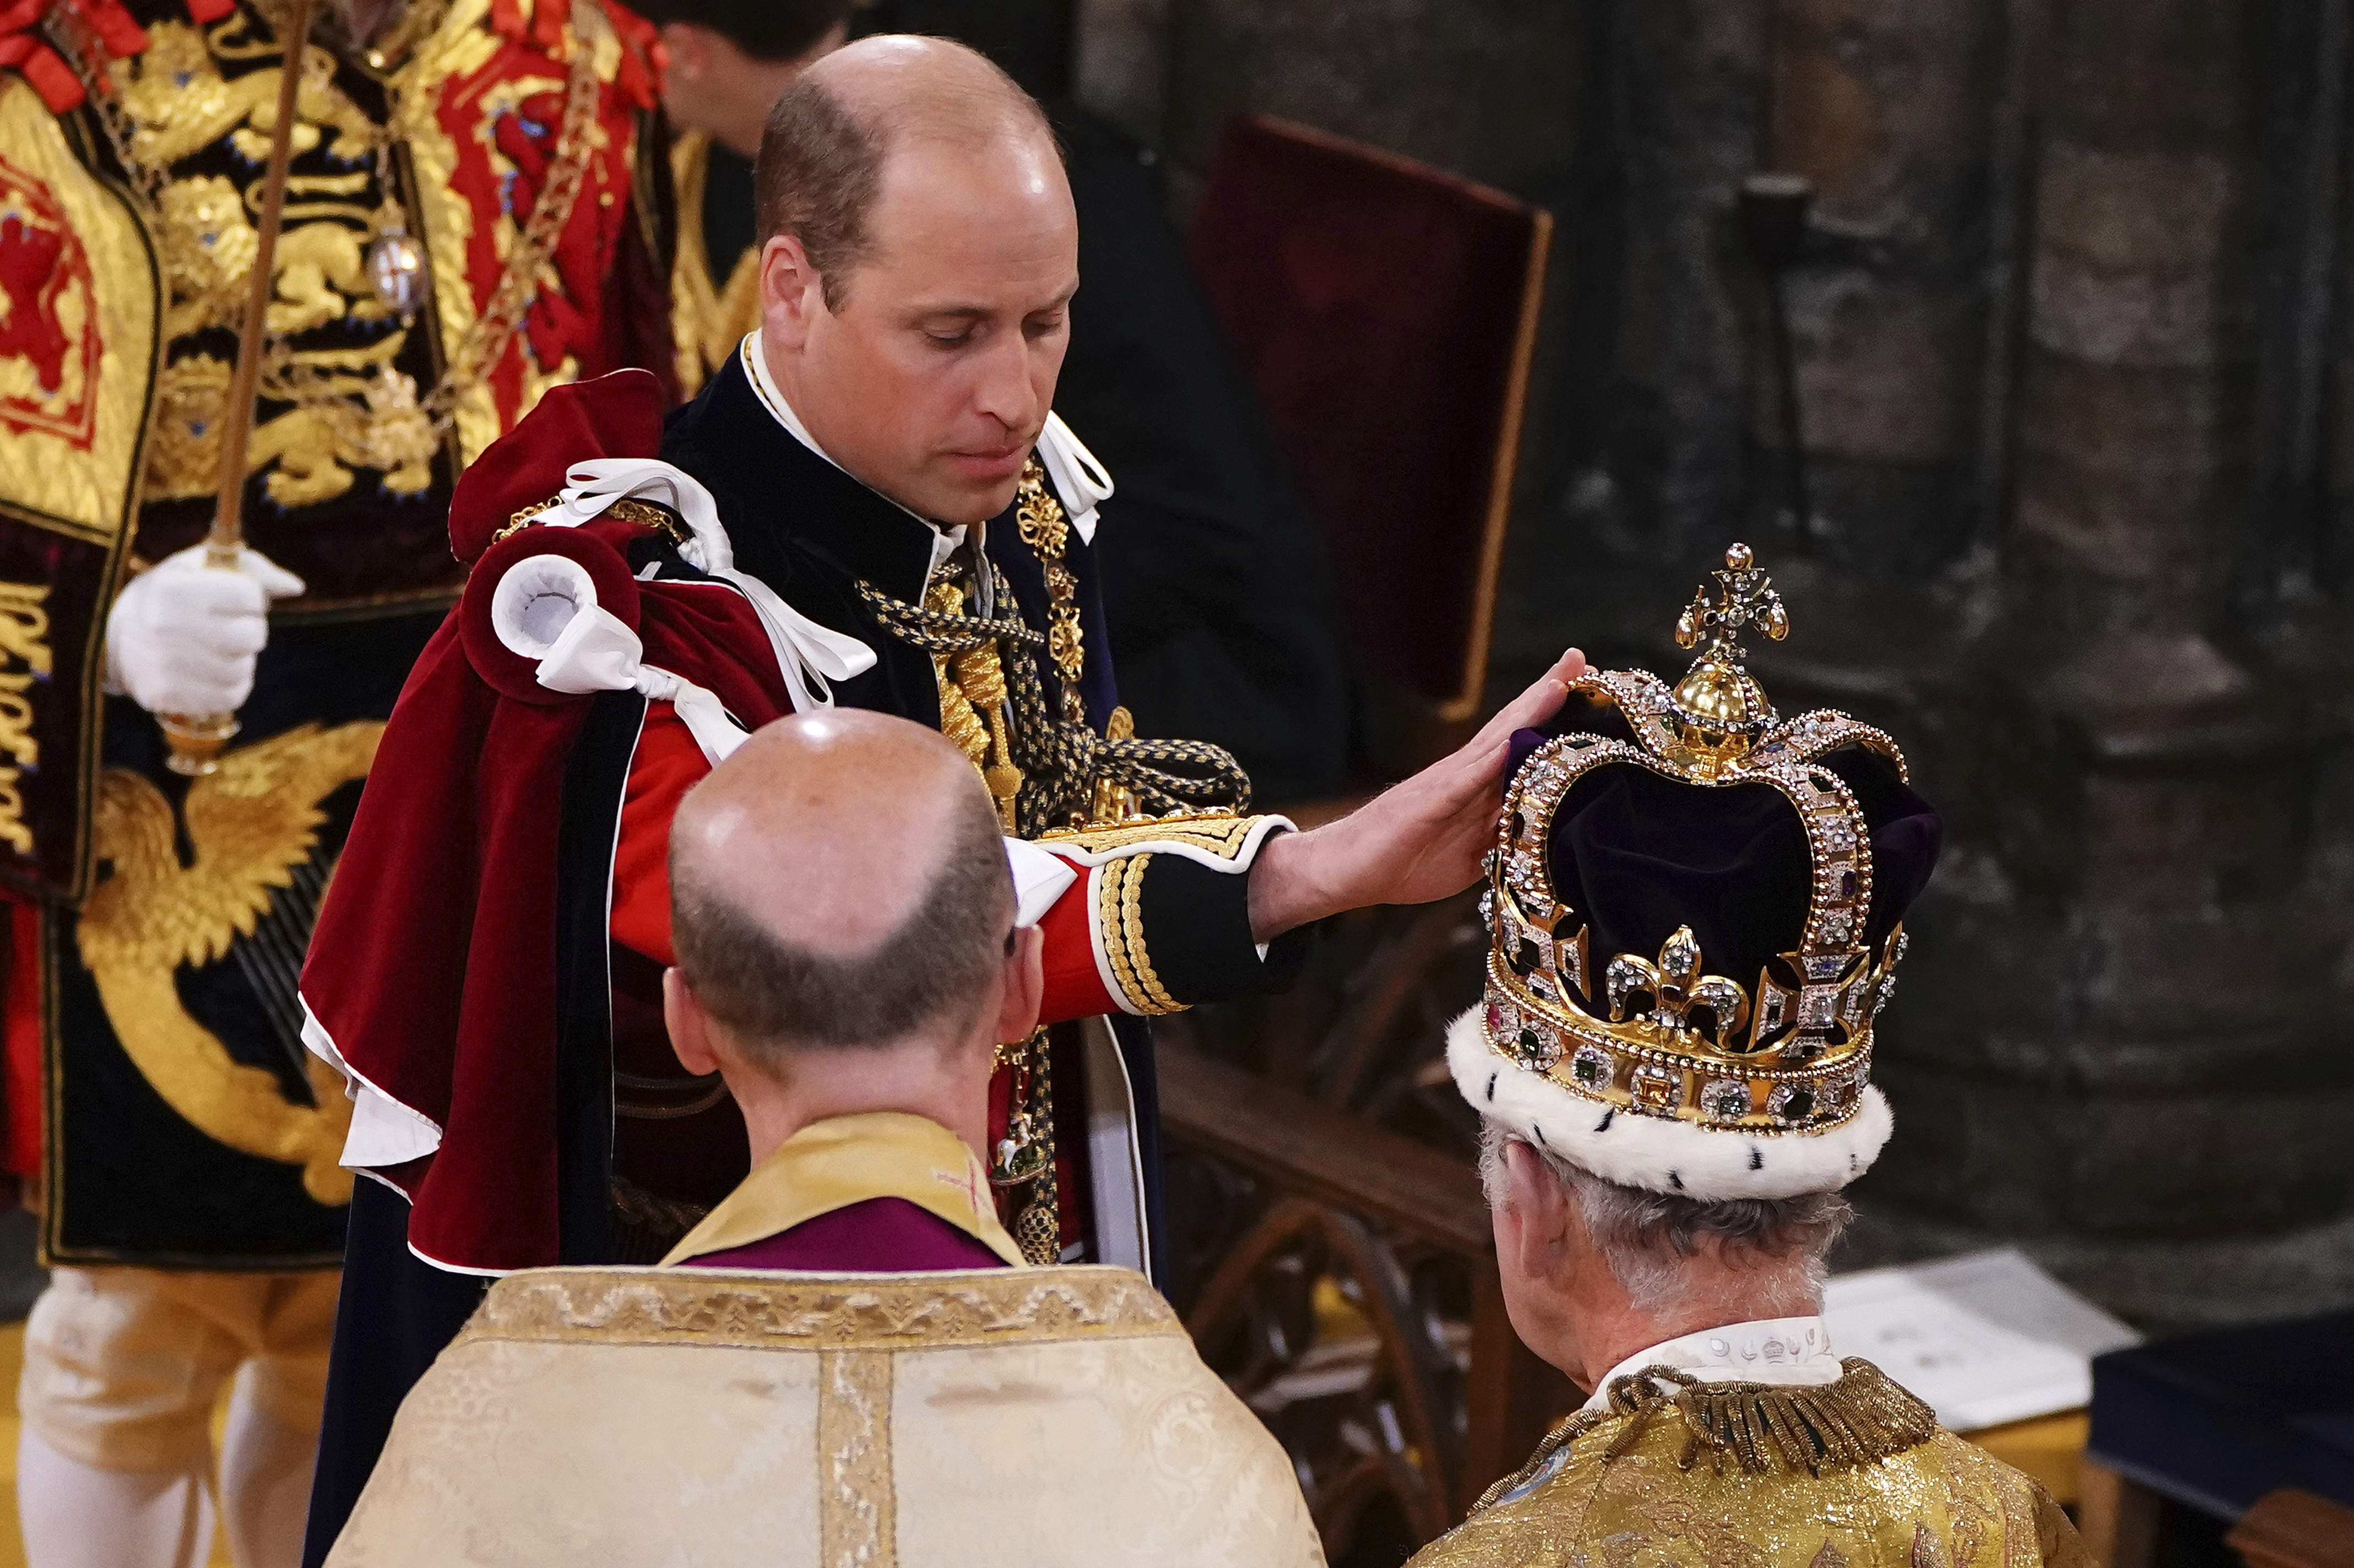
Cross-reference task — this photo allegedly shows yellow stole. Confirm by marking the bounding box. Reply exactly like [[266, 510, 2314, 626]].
[[660, 1111, 1026, 1268]]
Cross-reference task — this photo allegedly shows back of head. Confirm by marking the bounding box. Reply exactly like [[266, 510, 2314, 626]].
[[669, 710, 1012, 1064], [1479, 1122, 1848, 1321], [754, 34, 1056, 309]]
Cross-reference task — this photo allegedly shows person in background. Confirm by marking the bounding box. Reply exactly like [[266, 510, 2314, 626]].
[[318, 709, 1326, 1568], [640, 0, 1355, 800], [631, 0, 848, 394], [0, 0, 671, 1561]]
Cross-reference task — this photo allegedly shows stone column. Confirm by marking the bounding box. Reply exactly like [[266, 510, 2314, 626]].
[[1862, 0, 2354, 1327]]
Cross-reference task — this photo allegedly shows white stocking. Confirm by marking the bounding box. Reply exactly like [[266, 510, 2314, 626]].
[[16, 1425, 214, 1568], [216, 1370, 317, 1568]]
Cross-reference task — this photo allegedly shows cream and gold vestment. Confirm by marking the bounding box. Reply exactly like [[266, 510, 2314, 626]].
[[1409, 1358, 2086, 1568], [326, 1264, 1325, 1567]]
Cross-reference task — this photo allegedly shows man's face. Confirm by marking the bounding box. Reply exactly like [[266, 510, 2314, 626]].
[[763, 133, 1077, 525]]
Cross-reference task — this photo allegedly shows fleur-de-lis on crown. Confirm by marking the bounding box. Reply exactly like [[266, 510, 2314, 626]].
[[1604, 926, 1753, 1053], [1674, 541, 1789, 665]]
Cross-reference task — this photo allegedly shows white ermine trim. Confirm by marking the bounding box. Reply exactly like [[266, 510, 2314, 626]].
[[1444, 1007, 1892, 1201]]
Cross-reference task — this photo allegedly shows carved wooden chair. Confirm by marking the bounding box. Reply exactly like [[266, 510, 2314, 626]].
[[1159, 115, 1560, 1558]]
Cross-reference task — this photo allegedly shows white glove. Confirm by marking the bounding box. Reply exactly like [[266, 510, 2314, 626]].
[[104, 542, 306, 716]]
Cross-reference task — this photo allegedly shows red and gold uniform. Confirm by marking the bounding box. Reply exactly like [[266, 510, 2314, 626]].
[[295, 356, 1308, 1549], [0, 0, 670, 1558]]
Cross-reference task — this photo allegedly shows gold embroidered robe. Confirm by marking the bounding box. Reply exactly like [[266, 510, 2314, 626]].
[[0, 0, 673, 1265], [1410, 1361, 2089, 1568], [325, 1264, 1327, 1567]]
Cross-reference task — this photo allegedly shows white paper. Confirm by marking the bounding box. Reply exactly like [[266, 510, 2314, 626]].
[[1821, 1246, 2141, 1431]]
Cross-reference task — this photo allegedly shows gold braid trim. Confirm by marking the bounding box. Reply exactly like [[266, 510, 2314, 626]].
[[458, 1265, 1181, 1352], [1035, 811, 1268, 861], [1118, 855, 1181, 1014], [1472, 1359, 1941, 1516], [1095, 855, 1181, 1016]]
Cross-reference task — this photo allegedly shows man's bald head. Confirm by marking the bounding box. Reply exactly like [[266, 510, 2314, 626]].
[[755, 34, 1057, 309], [669, 710, 1013, 1061]]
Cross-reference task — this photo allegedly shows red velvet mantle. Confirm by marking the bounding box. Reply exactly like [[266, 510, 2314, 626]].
[[300, 371, 791, 1273]]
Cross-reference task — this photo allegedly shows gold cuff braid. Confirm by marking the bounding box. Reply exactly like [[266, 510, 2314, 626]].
[[1097, 855, 1183, 1016]]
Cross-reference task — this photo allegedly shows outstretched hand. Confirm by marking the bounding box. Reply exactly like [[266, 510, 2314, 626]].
[[1247, 647, 1587, 942]]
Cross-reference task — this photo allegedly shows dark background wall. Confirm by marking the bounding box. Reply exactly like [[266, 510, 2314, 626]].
[[843, 0, 2354, 1332], [1064, 0, 2354, 1331]]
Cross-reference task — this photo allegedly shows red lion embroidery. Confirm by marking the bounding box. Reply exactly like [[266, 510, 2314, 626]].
[[0, 155, 100, 447]]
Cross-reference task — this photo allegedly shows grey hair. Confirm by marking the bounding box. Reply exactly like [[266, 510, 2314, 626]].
[[669, 780, 1013, 1060], [1477, 1120, 1849, 1318]]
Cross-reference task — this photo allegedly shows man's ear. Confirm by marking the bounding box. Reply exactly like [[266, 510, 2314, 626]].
[[657, 21, 708, 82], [664, 967, 723, 1076], [1502, 1140, 1572, 1285], [993, 924, 1044, 1045], [760, 234, 825, 349]]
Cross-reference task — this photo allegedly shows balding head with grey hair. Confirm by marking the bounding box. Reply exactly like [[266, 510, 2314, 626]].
[[668, 709, 1014, 1067]]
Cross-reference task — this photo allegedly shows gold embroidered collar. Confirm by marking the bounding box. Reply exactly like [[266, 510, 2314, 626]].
[[660, 1111, 1025, 1269], [1475, 1357, 1942, 1515]]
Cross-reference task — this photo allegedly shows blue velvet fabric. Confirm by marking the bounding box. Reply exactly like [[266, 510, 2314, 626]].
[[2089, 1311, 2354, 1519]]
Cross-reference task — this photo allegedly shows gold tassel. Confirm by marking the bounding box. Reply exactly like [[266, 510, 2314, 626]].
[[925, 578, 1023, 829]]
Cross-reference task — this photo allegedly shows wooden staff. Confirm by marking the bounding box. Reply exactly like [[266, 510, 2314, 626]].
[[158, 0, 318, 776]]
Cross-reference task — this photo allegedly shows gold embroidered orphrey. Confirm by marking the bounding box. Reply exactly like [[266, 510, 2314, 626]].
[[1480, 543, 1912, 1138], [457, 1264, 1185, 1350], [71, 720, 383, 1205]]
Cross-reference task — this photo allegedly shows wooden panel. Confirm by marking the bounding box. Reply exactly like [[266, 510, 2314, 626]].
[[2228, 1490, 2354, 1568], [1156, 1038, 1493, 1256]]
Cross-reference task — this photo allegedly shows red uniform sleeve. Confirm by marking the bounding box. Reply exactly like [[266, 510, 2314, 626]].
[[613, 712, 1121, 1026], [610, 703, 709, 967], [1036, 861, 1117, 1023]]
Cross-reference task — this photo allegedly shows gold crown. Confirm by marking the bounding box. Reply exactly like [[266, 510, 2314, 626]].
[[1480, 544, 1911, 1135]]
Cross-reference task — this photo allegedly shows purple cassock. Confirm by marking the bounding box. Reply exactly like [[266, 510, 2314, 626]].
[[685, 1196, 1011, 1272]]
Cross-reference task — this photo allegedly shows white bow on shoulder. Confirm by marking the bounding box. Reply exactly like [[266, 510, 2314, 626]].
[[544, 456, 877, 712], [489, 554, 747, 764]]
